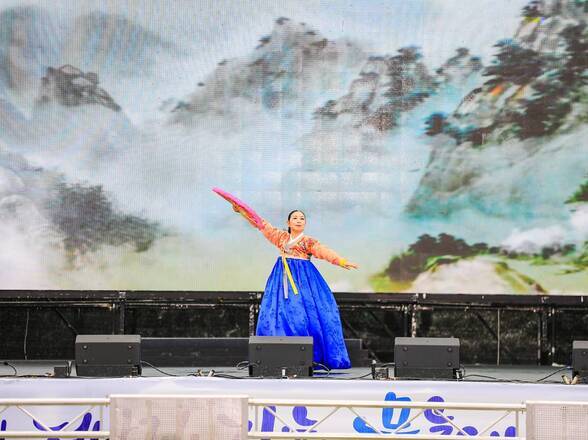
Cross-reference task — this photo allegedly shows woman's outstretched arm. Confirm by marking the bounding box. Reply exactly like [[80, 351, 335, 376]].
[[308, 239, 358, 270], [260, 219, 288, 248], [231, 204, 287, 248]]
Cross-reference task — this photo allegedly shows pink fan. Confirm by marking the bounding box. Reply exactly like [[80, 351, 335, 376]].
[[213, 187, 264, 230]]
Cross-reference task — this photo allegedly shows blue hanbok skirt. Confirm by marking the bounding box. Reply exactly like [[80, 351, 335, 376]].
[[256, 257, 351, 369]]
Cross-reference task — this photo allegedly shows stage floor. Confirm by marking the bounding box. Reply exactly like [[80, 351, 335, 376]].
[[0, 360, 573, 383]]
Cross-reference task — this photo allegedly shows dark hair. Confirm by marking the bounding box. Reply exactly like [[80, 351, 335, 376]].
[[287, 210, 306, 234]]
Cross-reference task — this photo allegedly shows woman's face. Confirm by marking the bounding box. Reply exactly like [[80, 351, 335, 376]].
[[287, 211, 306, 234]]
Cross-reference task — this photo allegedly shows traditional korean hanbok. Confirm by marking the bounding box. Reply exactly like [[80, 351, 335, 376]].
[[256, 219, 351, 369]]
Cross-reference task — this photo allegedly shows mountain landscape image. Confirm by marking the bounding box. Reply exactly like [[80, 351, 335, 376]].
[[0, 0, 587, 294]]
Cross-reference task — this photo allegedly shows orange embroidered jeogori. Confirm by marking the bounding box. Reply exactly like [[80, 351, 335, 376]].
[[261, 220, 347, 265], [261, 219, 348, 298]]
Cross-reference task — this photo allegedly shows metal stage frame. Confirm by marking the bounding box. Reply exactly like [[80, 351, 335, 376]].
[[0, 396, 527, 439], [1, 291, 588, 365]]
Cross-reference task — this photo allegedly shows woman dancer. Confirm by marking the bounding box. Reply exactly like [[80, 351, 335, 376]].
[[254, 209, 358, 369]]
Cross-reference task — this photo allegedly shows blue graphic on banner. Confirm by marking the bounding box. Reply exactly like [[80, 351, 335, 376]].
[[261, 405, 276, 432], [248, 405, 277, 432], [425, 395, 478, 435], [423, 395, 516, 437], [353, 391, 419, 434], [247, 405, 318, 433], [281, 406, 318, 433], [491, 427, 517, 437], [32, 413, 100, 440], [0, 392, 518, 437]]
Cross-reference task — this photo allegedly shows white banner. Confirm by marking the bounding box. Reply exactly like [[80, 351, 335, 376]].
[[0, 377, 586, 437]]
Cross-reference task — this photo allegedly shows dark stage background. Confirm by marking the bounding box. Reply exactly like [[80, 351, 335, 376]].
[[2, 291, 587, 365]]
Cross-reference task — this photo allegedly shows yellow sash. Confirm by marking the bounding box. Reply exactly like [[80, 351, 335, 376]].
[[281, 254, 299, 296]]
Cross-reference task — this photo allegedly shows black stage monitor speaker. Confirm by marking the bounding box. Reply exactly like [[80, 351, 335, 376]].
[[75, 335, 141, 377], [248, 336, 313, 377], [572, 340, 588, 379], [394, 337, 460, 380]]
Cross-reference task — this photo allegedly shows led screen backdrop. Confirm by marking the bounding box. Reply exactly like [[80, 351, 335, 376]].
[[1, 0, 587, 293]]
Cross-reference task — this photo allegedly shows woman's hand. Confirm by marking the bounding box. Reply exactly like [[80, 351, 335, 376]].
[[233, 203, 259, 229], [342, 261, 359, 270]]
